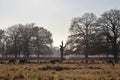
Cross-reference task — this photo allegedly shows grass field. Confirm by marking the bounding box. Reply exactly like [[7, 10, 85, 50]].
[[0, 63, 120, 80]]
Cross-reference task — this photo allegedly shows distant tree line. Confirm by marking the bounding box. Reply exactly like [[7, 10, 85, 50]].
[[0, 23, 53, 58], [65, 9, 120, 62], [0, 9, 120, 62]]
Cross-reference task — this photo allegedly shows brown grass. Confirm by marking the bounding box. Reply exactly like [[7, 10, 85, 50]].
[[0, 63, 120, 80]]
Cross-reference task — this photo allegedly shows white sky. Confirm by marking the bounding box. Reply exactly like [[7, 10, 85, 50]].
[[0, 0, 120, 47]]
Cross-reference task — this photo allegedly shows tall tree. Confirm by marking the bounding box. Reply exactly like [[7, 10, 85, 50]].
[[97, 9, 120, 62], [6, 24, 23, 58], [69, 13, 97, 58], [0, 29, 5, 55], [21, 23, 35, 58], [32, 27, 53, 58]]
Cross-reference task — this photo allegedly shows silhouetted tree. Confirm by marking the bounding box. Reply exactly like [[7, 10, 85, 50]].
[[20, 23, 35, 58], [69, 13, 97, 58], [32, 26, 53, 58], [6, 24, 24, 58], [97, 9, 120, 62], [4, 23, 53, 58], [0, 29, 5, 56]]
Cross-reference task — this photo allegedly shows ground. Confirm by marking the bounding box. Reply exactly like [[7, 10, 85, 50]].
[[0, 63, 120, 80]]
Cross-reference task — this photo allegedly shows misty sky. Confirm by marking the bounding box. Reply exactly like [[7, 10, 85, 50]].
[[0, 0, 120, 47]]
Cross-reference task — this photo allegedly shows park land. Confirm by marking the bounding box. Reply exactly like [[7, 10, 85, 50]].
[[0, 63, 120, 80]]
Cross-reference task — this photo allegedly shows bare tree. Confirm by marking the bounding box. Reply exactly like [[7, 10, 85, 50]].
[[20, 23, 35, 58], [0, 29, 6, 56], [97, 9, 120, 62], [32, 27, 53, 58], [5, 23, 53, 58], [69, 13, 97, 58], [6, 24, 23, 58]]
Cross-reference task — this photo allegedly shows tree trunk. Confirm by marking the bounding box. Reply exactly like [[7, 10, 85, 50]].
[[113, 45, 118, 62], [112, 36, 118, 63], [26, 44, 29, 58], [85, 25, 89, 60], [37, 53, 39, 58]]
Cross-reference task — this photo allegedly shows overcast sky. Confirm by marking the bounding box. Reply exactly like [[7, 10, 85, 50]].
[[0, 0, 120, 47]]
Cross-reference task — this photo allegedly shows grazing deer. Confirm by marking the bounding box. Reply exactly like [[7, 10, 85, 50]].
[[19, 59, 27, 64], [7, 59, 16, 64], [106, 60, 115, 66], [50, 59, 62, 64]]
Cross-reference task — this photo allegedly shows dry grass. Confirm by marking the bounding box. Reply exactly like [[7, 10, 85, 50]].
[[0, 63, 120, 80]]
